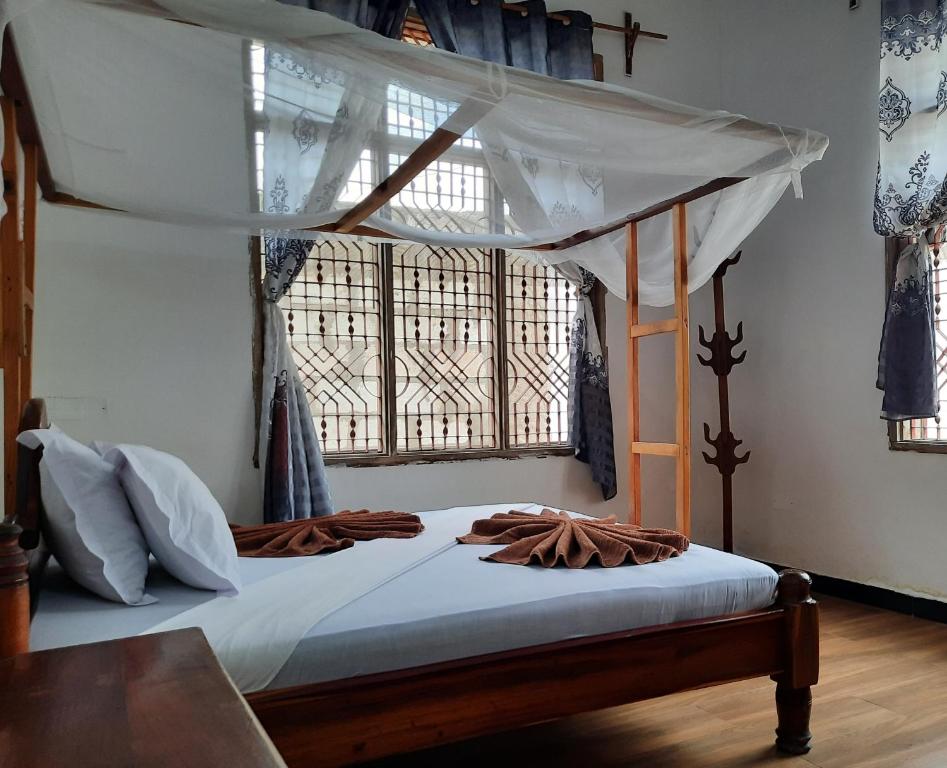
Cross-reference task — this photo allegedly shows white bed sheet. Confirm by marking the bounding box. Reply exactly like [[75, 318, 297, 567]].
[[30, 503, 779, 690]]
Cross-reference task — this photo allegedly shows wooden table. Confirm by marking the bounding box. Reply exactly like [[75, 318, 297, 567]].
[[0, 628, 287, 768]]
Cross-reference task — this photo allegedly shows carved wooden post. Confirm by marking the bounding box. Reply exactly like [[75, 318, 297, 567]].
[[773, 569, 819, 755], [698, 251, 749, 552], [0, 519, 29, 656]]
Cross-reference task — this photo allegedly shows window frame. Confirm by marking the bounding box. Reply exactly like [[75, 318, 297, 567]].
[[314, 244, 584, 468]]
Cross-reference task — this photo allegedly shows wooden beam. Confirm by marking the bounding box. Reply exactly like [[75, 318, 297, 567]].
[[672, 202, 691, 536], [0, 30, 55, 201], [21, 144, 36, 410], [632, 441, 679, 457], [628, 319, 678, 339], [1, 97, 22, 517], [526, 177, 746, 252], [44, 192, 121, 212], [331, 97, 493, 235], [626, 221, 641, 525]]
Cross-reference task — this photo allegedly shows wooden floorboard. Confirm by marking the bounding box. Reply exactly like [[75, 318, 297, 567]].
[[366, 596, 947, 768]]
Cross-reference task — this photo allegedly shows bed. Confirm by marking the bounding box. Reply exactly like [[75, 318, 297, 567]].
[[0, 2, 824, 763], [1, 399, 819, 766], [31, 504, 781, 688]]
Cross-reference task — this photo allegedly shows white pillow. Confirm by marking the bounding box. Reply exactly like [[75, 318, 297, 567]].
[[16, 429, 154, 606], [103, 444, 241, 594]]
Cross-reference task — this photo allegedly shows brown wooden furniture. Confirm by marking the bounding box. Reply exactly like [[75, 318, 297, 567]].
[[250, 573, 818, 765], [2, 397, 819, 766], [0, 628, 287, 768]]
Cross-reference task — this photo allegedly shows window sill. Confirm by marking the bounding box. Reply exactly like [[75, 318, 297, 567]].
[[888, 438, 947, 454], [324, 446, 574, 468]]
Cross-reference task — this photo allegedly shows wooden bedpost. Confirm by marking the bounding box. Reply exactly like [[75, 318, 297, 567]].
[[625, 222, 642, 525], [773, 569, 819, 755], [0, 519, 29, 656], [672, 203, 691, 535], [0, 92, 38, 518], [625, 203, 691, 534]]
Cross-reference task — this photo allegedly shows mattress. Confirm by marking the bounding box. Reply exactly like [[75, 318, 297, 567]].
[[30, 503, 779, 690]]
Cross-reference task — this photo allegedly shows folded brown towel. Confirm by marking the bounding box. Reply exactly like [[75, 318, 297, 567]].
[[457, 509, 689, 568], [231, 510, 424, 557]]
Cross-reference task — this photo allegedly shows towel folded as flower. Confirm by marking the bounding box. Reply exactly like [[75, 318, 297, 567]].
[[457, 509, 688, 568], [231, 510, 424, 557]]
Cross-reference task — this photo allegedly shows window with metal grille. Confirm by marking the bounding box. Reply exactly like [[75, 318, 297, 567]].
[[251, 40, 588, 463], [889, 237, 947, 452], [281, 241, 579, 463]]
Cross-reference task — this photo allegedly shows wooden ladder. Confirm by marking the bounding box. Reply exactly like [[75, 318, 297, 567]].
[[625, 202, 691, 536]]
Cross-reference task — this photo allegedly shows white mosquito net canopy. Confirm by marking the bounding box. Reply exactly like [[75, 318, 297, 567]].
[[0, 0, 828, 304]]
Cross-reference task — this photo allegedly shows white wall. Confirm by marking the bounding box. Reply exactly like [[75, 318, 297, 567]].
[[34, 1, 945, 599], [33, 207, 262, 524], [715, 0, 947, 601]]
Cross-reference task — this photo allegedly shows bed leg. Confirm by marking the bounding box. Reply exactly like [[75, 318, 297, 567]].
[[775, 681, 812, 754], [773, 569, 818, 755], [0, 520, 30, 657]]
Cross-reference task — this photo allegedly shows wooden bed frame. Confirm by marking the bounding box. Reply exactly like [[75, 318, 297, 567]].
[[0, 400, 819, 766], [0, 21, 818, 767]]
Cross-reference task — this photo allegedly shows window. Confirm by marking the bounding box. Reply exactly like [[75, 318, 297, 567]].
[[251, 41, 588, 464], [889, 238, 947, 452], [281, 240, 579, 464]]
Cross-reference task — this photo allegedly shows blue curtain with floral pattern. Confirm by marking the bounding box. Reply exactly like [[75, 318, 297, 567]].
[[875, 0, 944, 420]]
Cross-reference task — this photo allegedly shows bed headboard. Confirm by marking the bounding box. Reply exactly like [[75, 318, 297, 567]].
[[0, 397, 48, 657]]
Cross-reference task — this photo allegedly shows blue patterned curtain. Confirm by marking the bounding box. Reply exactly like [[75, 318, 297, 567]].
[[559, 264, 616, 500], [260, 237, 333, 522], [875, 0, 944, 420], [414, 0, 594, 79], [278, 0, 410, 38]]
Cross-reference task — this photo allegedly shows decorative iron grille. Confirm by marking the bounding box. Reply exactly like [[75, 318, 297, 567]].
[[281, 241, 385, 455], [391, 244, 497, 452], [505, 254, 574, 448], [280, 244, 579, 460]]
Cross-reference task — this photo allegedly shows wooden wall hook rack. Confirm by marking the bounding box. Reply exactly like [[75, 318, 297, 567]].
[[622, 12, 667, 77], [697, 250, 748, 553]]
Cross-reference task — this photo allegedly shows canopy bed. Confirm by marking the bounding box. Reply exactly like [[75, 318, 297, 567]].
[[0, 0, 826, 764]]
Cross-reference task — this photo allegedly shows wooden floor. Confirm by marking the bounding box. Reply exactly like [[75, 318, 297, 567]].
[[369, 596, 947, 768]]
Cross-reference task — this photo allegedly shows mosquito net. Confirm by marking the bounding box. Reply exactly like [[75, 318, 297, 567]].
[[0, 0, 828, 303]]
